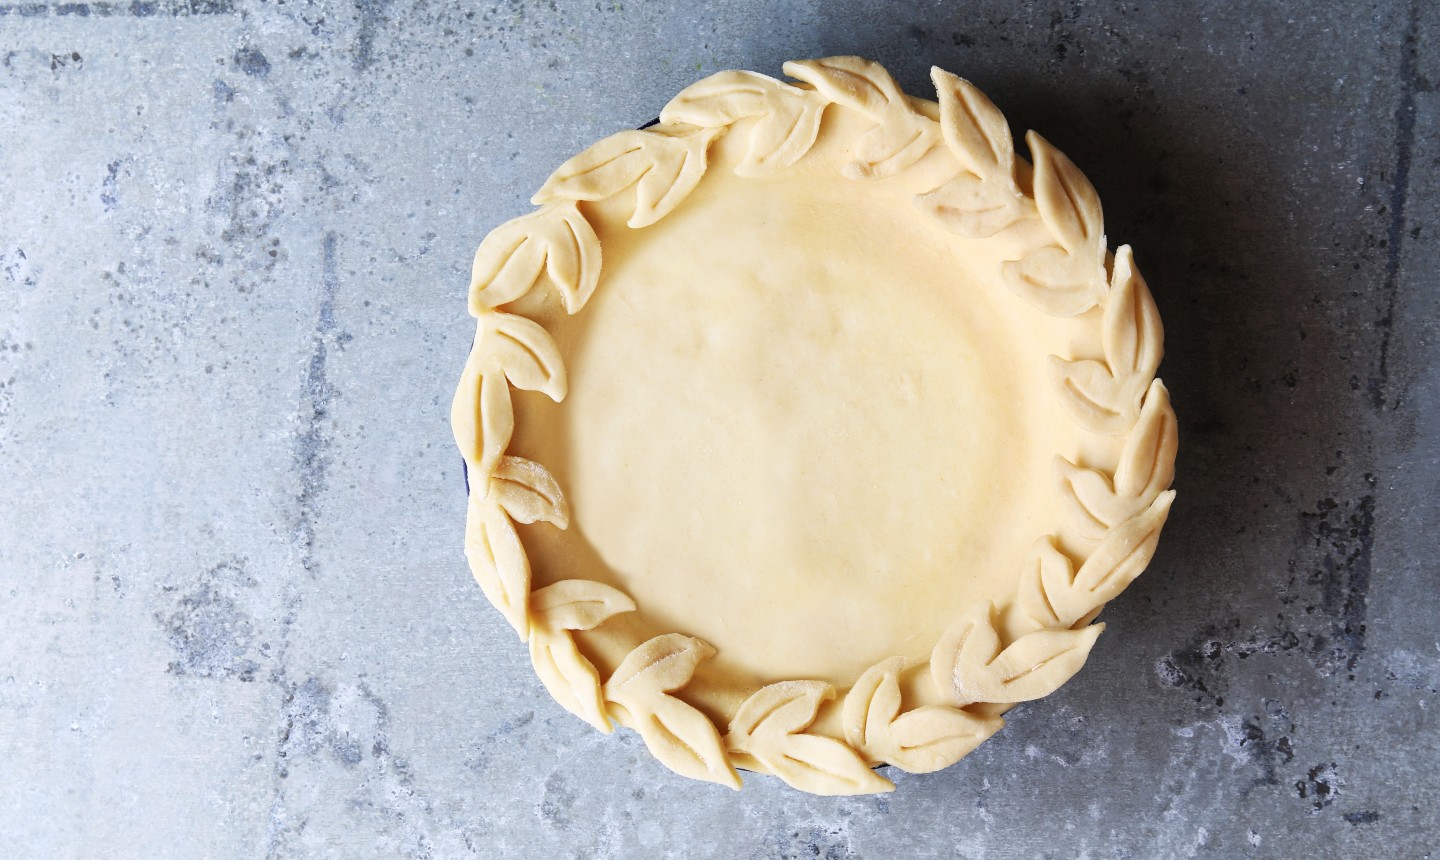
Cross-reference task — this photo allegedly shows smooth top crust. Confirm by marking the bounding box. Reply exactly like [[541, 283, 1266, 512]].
[[452, 57, 1177, 796]]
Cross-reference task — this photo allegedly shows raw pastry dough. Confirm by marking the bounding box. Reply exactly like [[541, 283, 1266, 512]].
[[453, 57, 1177, 795]]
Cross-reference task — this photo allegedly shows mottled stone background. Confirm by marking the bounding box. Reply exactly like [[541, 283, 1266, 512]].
[[1, 1, 1436, 857]]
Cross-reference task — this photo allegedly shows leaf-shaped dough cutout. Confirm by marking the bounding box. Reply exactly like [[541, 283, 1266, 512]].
[[488, 455, 569, 528], [1018, 492, 1174, 631], [1113, 380, 1177, 497], [659, 70, 827, 177], [1056, 380, 1177, 537], [1103, 245, 1164, 379], [1016, 538, 1076, 630], [1049, 354, 1148, 435], [842, 658, 906, 753], [931, 67, 1015, 184], [917, 173, 1033, 238], [453, 356, 515, 482], [530, 579, 636, 632], [1002, 243, 1106, 317], [782, 56, 905, 118], [477, 370, 514, 474], [532, 125, 722, 228], [783, 56, 937, 179], [468, 201, 601, 315], [605, 633, 711, 696], [729, 680, 834, 740], [527, 580, 636, 732], [1068, 491, 1174, 608], [639, 695, 741, 788], [660, 70, 784, 126], [1028, 130, 1104, 257], [1054, 458, 1113, 539], [603, 634, 740, 789], [842, 657, 1001, 774], [530, 628, 610, 732], [728, 681, 892, 795], [765, 733, 895, 796], [847, 115, 940, 180], [464, 498, 530, 639], [478, 312, 567, 402], [931, 602, 1104, 706], [886, 706, 1002, 774]]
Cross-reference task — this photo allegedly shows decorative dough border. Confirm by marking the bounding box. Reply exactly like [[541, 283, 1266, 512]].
[[451, 57, 1178, 796]]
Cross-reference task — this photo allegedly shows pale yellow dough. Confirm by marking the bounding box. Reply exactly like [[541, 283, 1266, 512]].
[[511, 105, 1084, 715], [455, 57, 1177, 795]]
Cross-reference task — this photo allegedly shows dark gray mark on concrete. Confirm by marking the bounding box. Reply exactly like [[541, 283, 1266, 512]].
[[100, 159, 121, 213], [0, 0, 233, 15], [353, 0, 392, 72], [537, 771, 575, 829], [1295, 762, 1343, 813], [1, 248, 38, 290], [234, 46, 271, 78], [263, 236, 347, 857], [1155, 620, 1302, 708], [49, 50, 81, 70], [1235, 702, 1297, 795], [204, 139, 290, 293], [292, 232, 340, 578], [273, 677, 389, 773], [1369, 1, 1421, 410], [463, 710, 535, 775], [1296, 488, 1376, 673], [757, 824, 856, 860], [156, 557, 263, 681], [265, 675, 445, 858], [1160, 479, 1378, 719], [1344, 810, 1381, 825], [213, 79, 235, 103]]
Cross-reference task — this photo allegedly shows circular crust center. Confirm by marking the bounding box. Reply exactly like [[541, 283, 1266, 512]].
[[510, 109, 1073, 695]]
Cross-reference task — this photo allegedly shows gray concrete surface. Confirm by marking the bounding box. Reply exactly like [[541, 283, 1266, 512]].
[[2, 1, 1437, 857]]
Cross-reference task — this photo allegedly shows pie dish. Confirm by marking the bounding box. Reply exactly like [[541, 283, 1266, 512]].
[[451, 56, 1177, 795]]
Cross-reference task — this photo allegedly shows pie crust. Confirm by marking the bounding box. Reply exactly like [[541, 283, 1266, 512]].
[[451, 57, 1177, 795]]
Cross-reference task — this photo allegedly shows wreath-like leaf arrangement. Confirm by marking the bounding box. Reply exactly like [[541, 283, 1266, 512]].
[[452, 56, 1177, 795]]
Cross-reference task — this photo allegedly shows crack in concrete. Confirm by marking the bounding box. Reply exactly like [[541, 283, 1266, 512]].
[[1368, 0, 1421, 411], [263, 232, 342, 859]]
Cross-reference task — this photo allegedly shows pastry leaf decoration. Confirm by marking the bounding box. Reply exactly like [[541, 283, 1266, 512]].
[[842, 657, 1003, 774], [660, 70, 828, 177], [1001, 131, 1109, 316], [1103, 244, 1165, 380], [529, 580, 636, 732], [1002, 243, 1108, 317], [1030, 131, 1105, 256], [918, 172, 1035, 240], [1056, 380, 1177, 538], [1050, 247, 1164, 434], [783, 56, 938, 179], [931, 602, 1104, 707], [1017, 492, 1175, 631], [727, 681, 894, 795], [918, 68, 1035, 238], [450, 353, 512, 480], [464, 496, 531, 639], [488, 455, 569, 528], [478, 311, 567, 402], [603, 634, 741, 789], [532, 124, 722, 228], [468, 201, 601, 315], [931, 68, 1012, 181]]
